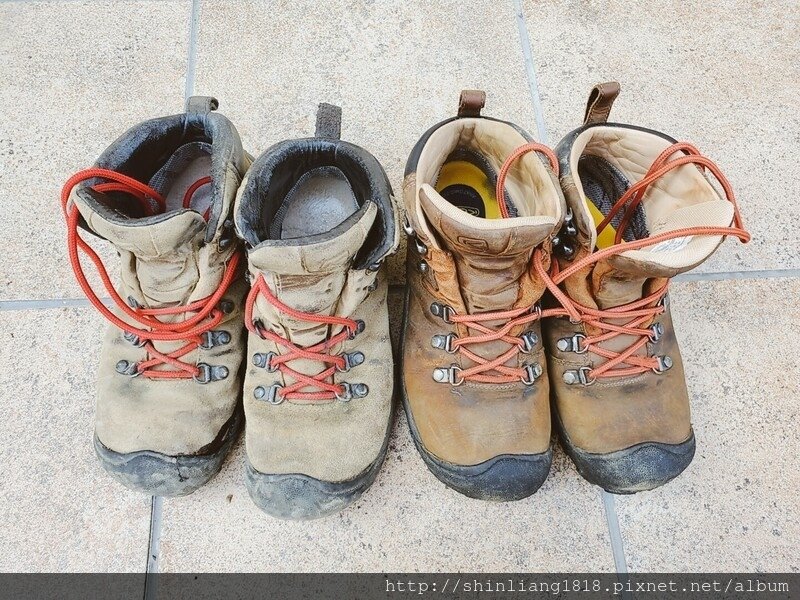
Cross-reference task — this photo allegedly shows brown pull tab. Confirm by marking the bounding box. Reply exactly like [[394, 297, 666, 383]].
[[583, 82, 620, 125], [185, 96, 219, 114], [315, 103, 342, 139], [457, 90, 486, 117]]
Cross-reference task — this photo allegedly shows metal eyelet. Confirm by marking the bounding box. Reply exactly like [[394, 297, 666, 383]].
[[194, 363, 229, 384], [115, 360, 140, 377], [519, 331, 539, 353], [403, 216, 416, 237], [414, 238, 428, 255], [348, 320, 366, 340], [199, 330, 231, 349], [418, 260, 429, 274], [563, 366, 595, 386], [557, 333, 587, 354], [254, 383, 284, 404], [649, 322, 664, 342], [366, 260, 383, 272], [219, 300, 235, 314], [123, 331, 146, 348], [521, 363, 543, 385], [652, 355, 674, 374], [430, 302, 454, 323], [432, 365, 464, 386], [335, 382, 369, 402], [127, 296, 141, 309], [252, 351, 278, 372], [337, 351, 365, 372], [431, 333, 457, 353], [658, 294, 670, 309]]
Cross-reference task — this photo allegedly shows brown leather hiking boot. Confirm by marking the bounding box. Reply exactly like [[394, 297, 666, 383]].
[[235, 104, 399, 519], [61, 97, 250, 496], [401, 91, 565, 501], [542, 82, 750, 493]]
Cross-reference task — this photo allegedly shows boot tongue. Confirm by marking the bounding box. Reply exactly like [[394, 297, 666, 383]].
[[419, 185, 554, 313], [73, 189, 209, 307], [589, 200, 735, 308], [248, 202, 377, 347]]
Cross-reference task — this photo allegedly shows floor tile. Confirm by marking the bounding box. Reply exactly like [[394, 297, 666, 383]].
[[193, 0, 539, 284], [158, 289, 614, 572], [521, 0, 800, 274], [0, 1, 191, 301], [614, 278, 800, 571], [0, 308, 152, 572]]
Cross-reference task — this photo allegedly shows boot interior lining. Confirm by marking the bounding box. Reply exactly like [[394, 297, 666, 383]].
[[149, 141, 213, 216], [569, 126, 725, 246], [270, 166, 359, 239], [577, 154, 647, 243]]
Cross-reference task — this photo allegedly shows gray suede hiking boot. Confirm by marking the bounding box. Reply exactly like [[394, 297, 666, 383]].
[[235, 104, 399, 519], [61, 97, 250, 496]]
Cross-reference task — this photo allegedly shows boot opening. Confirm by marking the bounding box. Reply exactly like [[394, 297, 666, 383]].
[[417, 118, 561, 221], [84, 111, 244, 240], [236, 138, 396, 270], [568, 125, 728, 250]]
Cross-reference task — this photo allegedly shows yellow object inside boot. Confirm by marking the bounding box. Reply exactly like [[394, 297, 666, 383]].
[[587, 198, 619, 249], [435, 159, 501, 219]]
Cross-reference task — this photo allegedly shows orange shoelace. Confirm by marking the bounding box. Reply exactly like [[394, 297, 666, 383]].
[[245, 274, 363, 401], [501, 142, 750, 382], [428, 142, 559, 386], [61, 168, 240, 381]]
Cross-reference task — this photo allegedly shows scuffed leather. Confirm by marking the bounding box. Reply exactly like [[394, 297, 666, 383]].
[[77, 108, 250, 456], [544, 302, 692, 453]]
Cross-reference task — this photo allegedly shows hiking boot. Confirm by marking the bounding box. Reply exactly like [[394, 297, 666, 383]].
[[235, 104, 399, 519], [543, 82, 750, 493], [61, 97, 251, 496], [401, 91, 565, 501]]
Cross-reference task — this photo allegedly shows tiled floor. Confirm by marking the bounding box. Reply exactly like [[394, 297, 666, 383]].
[[1, 0, 797, 584]]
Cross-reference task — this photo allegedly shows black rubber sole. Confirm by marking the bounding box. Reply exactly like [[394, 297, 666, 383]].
[[94, 407, 243, 497], [245, 425, 391, 520], [557, 415, 696, 494], [401, 396, 551, 501]]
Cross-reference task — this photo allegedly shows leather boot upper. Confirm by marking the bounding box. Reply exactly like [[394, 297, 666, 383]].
[[546, 82, 750, 454], [68, 98, 250, 456], [235, 108, 399, 482], [402, 94, 565, 466]]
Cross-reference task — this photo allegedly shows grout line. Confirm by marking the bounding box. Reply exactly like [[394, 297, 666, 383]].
[[0, 298, 97, 310], [674, 268, 800, 282], [512, 0, 548, 143], [184, 0, 202, 101], [602, 491, 629, 574], [144, 496, 164, 598]]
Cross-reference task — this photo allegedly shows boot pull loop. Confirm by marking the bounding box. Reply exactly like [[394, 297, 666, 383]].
[[457, 90, 485, 117], [185, 96, 219, 114], [583, 81, 620, 125], [315, 103, 342, 140]]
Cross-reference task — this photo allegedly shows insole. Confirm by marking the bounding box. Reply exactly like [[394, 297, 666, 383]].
[[271, 166, 359, 240], [435, 148, 504, 219], [148, 142, 213, 216], [578, 154, 649, 248]]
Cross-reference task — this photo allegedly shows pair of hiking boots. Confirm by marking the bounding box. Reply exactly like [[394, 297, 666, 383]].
[[402, 83, 749, 500], [62, 82, 748, 520], [62, 98, 398, 519]]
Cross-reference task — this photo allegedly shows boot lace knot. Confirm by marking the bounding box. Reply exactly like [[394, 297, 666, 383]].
[[61, 168, 240, 381], [245, 274, 366, 402]]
